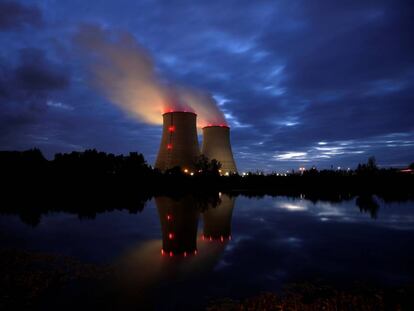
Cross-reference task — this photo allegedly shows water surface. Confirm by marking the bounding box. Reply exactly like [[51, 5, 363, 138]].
[[1, 194, 413, 310]]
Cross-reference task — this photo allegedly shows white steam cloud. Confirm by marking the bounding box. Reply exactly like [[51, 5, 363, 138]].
[[74, 24, 227, 127]]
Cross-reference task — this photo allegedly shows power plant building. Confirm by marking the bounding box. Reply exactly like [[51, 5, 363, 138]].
[[155, 111, 237, 175]]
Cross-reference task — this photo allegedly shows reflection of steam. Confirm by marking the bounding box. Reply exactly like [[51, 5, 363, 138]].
[[111, 194, 236, 307], [74, 24, 226, 127], [114, 236, 227, 308]]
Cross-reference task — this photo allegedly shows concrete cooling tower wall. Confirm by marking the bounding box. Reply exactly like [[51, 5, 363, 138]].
[[201, 126, 237, 174], [155, 111, 200, 171]]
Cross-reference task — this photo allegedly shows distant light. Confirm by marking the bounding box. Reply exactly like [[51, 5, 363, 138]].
[[194, 250, 198, 255], [169, 251, 173, 257], [168, 233, 174, 240], [167, 214, 172, 221], [184, 169, 189, 173], [161, 249, 165, 256], [220, 236, 224, 242], [337, 166, 341, 170], [167, 144, 173, 150], [168, 125, 175, 132], [190, 172, 194, 176], [225, 172, 229, 176], [184, 252, 187, 257]]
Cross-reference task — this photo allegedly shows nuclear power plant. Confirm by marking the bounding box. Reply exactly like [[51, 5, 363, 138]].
[[155, 111, 237, 174]]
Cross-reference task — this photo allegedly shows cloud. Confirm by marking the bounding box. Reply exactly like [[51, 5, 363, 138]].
[[0, 1, 43, 30], [14, 48, 69, 91], [0, 0, 413, 170], [0, 48, 70, 138]]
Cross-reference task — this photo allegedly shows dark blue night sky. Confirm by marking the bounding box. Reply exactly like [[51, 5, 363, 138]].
[[1, 0, 413, 172]]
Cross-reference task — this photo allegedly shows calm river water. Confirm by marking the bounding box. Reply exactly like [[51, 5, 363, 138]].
[[1, 194, 413, 310]]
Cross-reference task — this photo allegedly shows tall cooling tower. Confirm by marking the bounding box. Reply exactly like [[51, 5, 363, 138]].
[[155, 111, 200, 171], [201, 126, 237, 174]]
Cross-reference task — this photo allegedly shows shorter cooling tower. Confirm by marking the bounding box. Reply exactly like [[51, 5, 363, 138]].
[[201, 126, 237, 174], [156, 196, 200, 256], [155, 111, 200, 171]]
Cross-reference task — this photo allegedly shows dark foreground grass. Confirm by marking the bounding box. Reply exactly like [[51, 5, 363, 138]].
[[207, 282, 414, 311], [1, 249, 413, 311]]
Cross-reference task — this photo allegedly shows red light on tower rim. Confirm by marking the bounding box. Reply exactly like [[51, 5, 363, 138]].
[[167, 143, 173, 150], [168, 125, 175, 132], [162, 111, 197, 116], [202, 124, 230, 129]]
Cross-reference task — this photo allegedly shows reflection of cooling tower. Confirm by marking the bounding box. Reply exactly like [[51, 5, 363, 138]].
[[155, 112, 200, 171], [155, 196, 200, 256], [203, 194, 235, 241], [201, 126, 237, 174]]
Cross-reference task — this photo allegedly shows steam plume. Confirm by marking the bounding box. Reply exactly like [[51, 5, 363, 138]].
[[74, 24, 227, 127]]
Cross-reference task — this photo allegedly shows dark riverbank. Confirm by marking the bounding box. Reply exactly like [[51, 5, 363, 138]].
[[1, 149, 413, 225], [2, 248, 413, 311]]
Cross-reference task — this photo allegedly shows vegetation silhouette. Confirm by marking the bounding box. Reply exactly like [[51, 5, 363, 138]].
[[1, 149, 413, 225]]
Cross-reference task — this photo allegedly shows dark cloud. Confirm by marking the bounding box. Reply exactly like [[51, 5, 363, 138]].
[[0, 0, 413, 170], [0, 48, 70, 140], [15, 48, 69, 92], [0, 1, 43, 30]]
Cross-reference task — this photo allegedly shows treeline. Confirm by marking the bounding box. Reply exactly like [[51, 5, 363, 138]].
[[1, 149, 413, 195], [0, 149, 413, 226]]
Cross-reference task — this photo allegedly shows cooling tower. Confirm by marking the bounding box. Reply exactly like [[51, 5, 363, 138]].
[[155, 196, 200, 256], [203, 194, 235, 241], [201, 126, 237, 174], [155, 111, 200, 171]]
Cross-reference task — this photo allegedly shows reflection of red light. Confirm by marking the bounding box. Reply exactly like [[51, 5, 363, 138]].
[[194, 250, 197, 255], [161, 249, 164, 256], [184, 252, 187, 257], [201, 234, 205, 240], [221, 236, 224, 242], [168, 126, 175, 132], [169, 251, 173, 257], [167, 144, 173, 150], [168, 233, 174, 240], [167, 215, 172, 221], [229, 235, 232, 240], [209, 236, 212, 241]]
